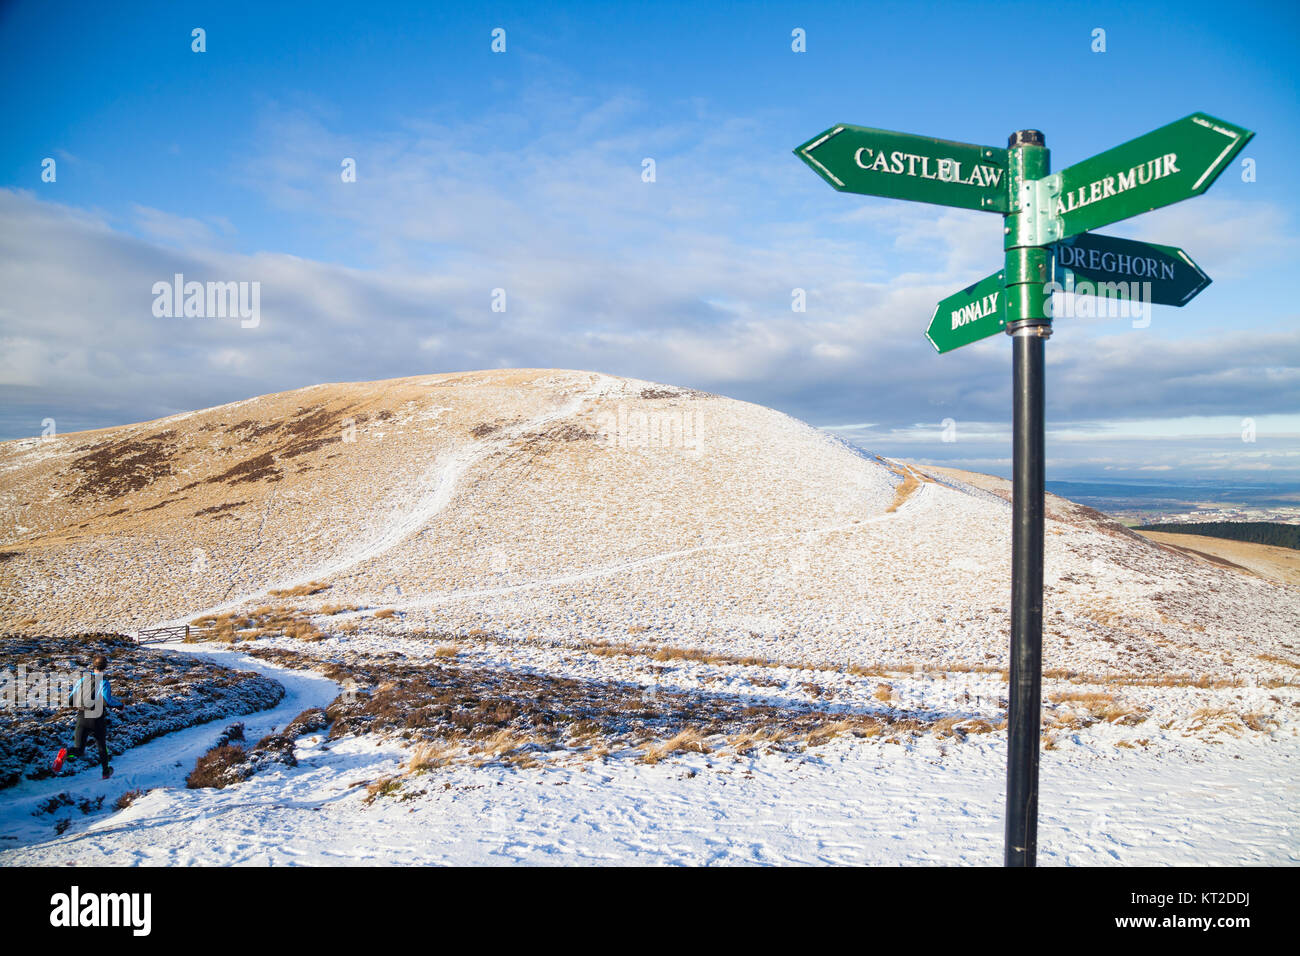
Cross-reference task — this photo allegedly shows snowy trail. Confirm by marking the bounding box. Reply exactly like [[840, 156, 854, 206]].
[[384, 467, 935, 611], [163, 378, 611, 625], [0, 644, 339, 851]]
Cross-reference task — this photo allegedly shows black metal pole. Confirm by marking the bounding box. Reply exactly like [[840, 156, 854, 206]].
[[1003, 129, 1050, 867], [1006, 325, 1045, 866]]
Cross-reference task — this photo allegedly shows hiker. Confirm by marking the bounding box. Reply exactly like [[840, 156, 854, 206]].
[[56, 653, 126, 779]]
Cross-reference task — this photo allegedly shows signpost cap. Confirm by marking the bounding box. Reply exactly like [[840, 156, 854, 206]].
[[1008, 129, 1045, 148]]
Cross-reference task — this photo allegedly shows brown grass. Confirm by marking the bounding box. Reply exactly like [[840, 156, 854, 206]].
[[269, 581, 330, 598], [931, 716, 999, 739], [726, 727, 789, 754], [886, 472, 920, 513], [114, 788, 147, 810], [641, 728, 711, 764], [1242, 712, 1280, 732], [806, 720, 856, 746], [185, 744, 248, 789], [433, 645, 459, 658], [364, 776, 403, 803], [407, 740, 463, 772], [471, 728, 540, 766], [1049, 690, 1115, 705], [1178, 707, 1280, 738], [1257, 653, 1300, 671]]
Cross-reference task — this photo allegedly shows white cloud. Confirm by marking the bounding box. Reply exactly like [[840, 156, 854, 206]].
[[1, 96, 1298, 482]]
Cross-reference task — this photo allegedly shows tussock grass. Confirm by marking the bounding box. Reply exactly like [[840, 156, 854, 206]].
[[726, 727, 789, 754], [471, 728, 539, 765], [269, 581, 330, 598], [1045, 689, 1147, 728], [283, 620, 325, 642], [1181, 707, 1279, 738], [433, 645, 459, 658], [1242, 712, 1280, 732], [407, 740, 463, 772], [931, 716, 997, 739], [318, 604, 358, 616], [190, 605, 333, 643], [806, 720, 857, 747], [364, 776, 403, 803], [641, 728, 711, 764]]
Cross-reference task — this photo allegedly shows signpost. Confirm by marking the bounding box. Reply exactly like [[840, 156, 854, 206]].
[[795, 112, 1252, 867], [795, 124, 1011, 212], [1051, 233, 1211, 307], [927, 271, 1006, 353], [1050, 113, 1252, 239]]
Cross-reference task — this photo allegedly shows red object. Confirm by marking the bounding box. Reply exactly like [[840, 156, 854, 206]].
[[52, 747, 67, 773]]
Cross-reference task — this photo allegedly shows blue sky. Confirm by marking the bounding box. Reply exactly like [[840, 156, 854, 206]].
[[1, 0, 1297, 482]]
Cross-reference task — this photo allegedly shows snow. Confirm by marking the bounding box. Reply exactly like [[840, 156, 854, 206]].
[[1, 643, 1294, 865], [0, 645, 338, 852], [1, 369, 1296, 865], [0, 636, 1295, 866]]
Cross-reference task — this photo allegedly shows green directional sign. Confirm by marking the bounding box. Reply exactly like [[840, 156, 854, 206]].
[[794, 109, 1255, 869], [1052, 113, 1253, 239], [1051, 233, 1211, 307], [794, 124, 1010, 213], [926, 270, 1006, 353]]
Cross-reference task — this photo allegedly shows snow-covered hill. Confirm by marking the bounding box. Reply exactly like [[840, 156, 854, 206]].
[[1, 369, 1297, 864], [3, 369, 1295, 689]]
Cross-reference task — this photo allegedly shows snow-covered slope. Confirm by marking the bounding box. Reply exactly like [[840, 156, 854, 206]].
[[3, 369, 1295, 689], [1, 369, 1297, 865], [1, 370, 896, 631]]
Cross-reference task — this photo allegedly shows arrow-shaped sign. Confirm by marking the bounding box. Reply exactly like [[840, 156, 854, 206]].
[[926, 271, 1006, 353], [1051, 113, 1253, 239], [1051, 233, 1211, 307], [795, 124, 1010, 213]]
